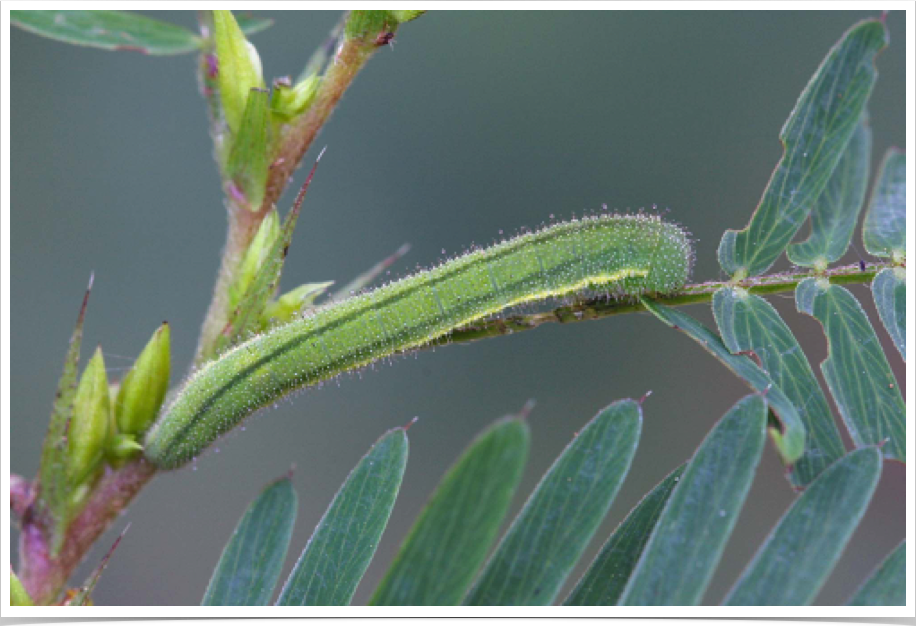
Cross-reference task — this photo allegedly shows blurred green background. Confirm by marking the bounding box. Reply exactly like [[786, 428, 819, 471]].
[[11, 10, 905, 606]]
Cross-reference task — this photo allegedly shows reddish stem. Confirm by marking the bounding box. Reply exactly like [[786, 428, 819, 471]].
[[17, 459, 156, 605]]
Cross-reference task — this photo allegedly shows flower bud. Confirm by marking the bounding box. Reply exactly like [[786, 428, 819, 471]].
[[115, 323, 170, 437], [67, 347, 110, 486], [391, 10, 426, 23], [261, 281, 334, 329], [229, 209, 281, 310], [271, 74, 320, 122], [108, 433, 144, 460], [214, 10, 264, 133]]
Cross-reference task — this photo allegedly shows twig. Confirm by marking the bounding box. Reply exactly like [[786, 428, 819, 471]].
[[435, 261, 889, 347], [194, 16, 388, 365], [260, 31, 379, 213]]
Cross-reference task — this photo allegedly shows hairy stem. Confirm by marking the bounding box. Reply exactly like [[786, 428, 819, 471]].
[[437, 261, 890, 346], [260, 31, 378, 213], [194, 207, 267, 365], [194, 19, 385, 365], [14, 261, 890, 603], [17, 459, 156, 605]]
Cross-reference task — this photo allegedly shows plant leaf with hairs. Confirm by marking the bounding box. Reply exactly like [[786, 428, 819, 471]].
[[11, 11, 201, 54], [39, 279, 92, 555]]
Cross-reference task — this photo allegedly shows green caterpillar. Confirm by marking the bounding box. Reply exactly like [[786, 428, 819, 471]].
[[145, 214, 692, 469]]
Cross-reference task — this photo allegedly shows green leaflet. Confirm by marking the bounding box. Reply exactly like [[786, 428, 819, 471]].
[[796, 278, 905, 461], [11, 10, 201, 54], [146, 215, 691, 469], [371, 414, 530, 606], [718, 19, 887, 278], [640, 297, 805, 466], [202, 476, 297, 606], [276, 428, 408, 606], [786, 118, 871, 269], [39, 280, 92, 555], [872, 267, 906, 361], [234, 13, 274, 37], [564, 464, 685, 606], [723, 447, 881, 605], [847, 541, 906, 606], [712, 287, 844, 487], [260, 281, 334, 330], [618, 395, 767, 606], [863, 149, 906, 259], [464, 399, 641, 606]]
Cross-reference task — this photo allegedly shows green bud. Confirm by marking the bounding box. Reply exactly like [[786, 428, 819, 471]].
[[261, 281, 334, 329], [115, 323, 170, 437], [226, 88, 270, 209], [67, 347, 110, 486], [108, 433, 144, 460], [271, 74, 320, 122], [108, 381, 120, 411], [390, 10, 426, 23], [214, 10, 264, 133], [229, 209, 281, 310]]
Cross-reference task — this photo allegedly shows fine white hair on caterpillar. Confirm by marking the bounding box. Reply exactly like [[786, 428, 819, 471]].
[[144, 213, 693, 469]]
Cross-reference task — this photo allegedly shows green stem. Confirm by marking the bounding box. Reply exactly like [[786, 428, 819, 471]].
[[194, 208, 264, 365], [437, 261, 891, 347]]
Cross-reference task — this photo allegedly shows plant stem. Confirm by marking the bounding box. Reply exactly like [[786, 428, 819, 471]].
[[194, 20, 384, 365], [260, 31, 378, 213], [194, 207, 266, 365], [14, 260, 890, 603], [436, 261, 890, 347], [17, 458, 156, 605]]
